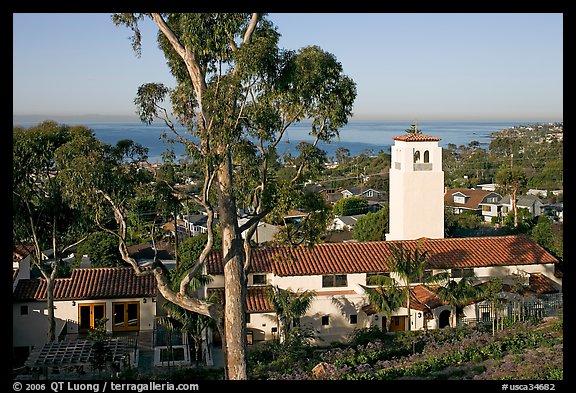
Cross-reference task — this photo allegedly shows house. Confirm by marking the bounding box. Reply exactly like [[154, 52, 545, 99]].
[[444, 188, 503, 222], [203, 235, 561, 347], [498, 194, 546, 220], [282, 209, 309, 225], [237, 218, 280, 244], [178, 213, 219, 237], [340, 186, 385, 201], [328, 214, 366, 231], [12, 267, 157, 370], [541, 202, 563, 222], [476, 183, 498, 192], [13, 245, 34, 291]]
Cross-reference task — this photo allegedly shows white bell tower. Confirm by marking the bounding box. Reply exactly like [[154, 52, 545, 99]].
[[386, 124, 444, 240]]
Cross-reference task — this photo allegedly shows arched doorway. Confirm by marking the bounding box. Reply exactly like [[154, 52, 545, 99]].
[[439, 309, 451, 328]]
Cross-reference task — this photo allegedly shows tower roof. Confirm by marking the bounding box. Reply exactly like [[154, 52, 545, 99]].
[[393, 133, 441, 142]]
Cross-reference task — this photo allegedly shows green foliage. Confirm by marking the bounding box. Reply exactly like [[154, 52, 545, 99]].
[[173, 233, 220, 291], [87, 318, 111, 373], [346, 326, 389, 346], [353, 206, 388, 241], [453, 210, 483, 229], [75, 232, 124, 268], [502, 207, 533, 233], [531, 216, 563, 259], [266, 285, 316, 341], [332, 196, 368, 216], [271, 190, 332, 246]]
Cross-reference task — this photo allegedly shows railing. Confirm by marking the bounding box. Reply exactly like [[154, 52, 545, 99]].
[[459, 293, 563, 328]]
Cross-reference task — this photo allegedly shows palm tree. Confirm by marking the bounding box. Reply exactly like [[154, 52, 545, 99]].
[[161, 300, 217, 366], [387, 242, 430, 331], [155, 314, 181, 368], [157, 260, 216, 366], [433, 275, 480, 328], [478, 278, 504, 336], [266, 285, 316, 342], [496, 166, 527, 228], [361, 274, 406, 332]]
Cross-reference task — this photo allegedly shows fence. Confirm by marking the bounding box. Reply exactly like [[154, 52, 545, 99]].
[[460, 293, 562, 328]]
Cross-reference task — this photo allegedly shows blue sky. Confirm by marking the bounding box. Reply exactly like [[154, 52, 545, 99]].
[[13, 13, 563, 122]]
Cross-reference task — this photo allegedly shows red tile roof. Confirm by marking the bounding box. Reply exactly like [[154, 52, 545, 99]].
[[12, 267, 156, 301], [208, 286, 273, 313], [393, 134, 441, 142], [410, 285, 446, 312], [206, 236, 558, 277], [13, 245, 35, 262], [528, 273, 559, 294]]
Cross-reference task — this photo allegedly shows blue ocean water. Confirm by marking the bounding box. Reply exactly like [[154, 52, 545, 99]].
[[13, 119, 526, 163]]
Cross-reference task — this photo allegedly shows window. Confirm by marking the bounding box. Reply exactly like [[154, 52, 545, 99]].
[[20, 305, 28, 315], [413, 150, 420, 163], [271, 327, 277, 333], [246, 330, 254, 345], [350, 314, 358, 324], [454, 196, 467, 204], [112, 302, 139, 332], [451, 268, 474, 278], [322, 274, 347, 288], [321, 316, 330, 326], [79, 303, 106, 333], [424, 150, 430, 163], [252, 274, 266, 285]]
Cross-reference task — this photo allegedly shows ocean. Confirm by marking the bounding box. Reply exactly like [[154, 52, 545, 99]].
[[13, 119, 529, 163]]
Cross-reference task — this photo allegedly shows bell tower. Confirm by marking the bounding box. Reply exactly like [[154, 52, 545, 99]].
[[386, 123, 444, 240]]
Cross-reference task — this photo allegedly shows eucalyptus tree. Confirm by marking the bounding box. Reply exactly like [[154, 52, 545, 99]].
[[111, 13, 356, 379], [13, 121, 95, 342]]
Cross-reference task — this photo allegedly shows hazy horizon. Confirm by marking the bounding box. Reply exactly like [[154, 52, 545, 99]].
[[13, 113, 563, 126]]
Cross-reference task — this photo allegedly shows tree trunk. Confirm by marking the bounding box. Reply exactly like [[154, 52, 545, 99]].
[[217, 156, 248, 380], [47, 277, 56, 342], [173, 212, 179, 270], [512, 188, 518, 228], [406, 286, 411, 331]]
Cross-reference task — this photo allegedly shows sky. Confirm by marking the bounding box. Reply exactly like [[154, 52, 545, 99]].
[[13, 13, 563, 123]]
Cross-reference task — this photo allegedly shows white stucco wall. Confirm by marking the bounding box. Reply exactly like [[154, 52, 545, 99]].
[[272, 272, 367, 292], [387, 140, 444, 241], [247, 312, 278, 343], [13, 301, 51, 349], [303, 293, 369, 345], [13, 297, 156, 352]]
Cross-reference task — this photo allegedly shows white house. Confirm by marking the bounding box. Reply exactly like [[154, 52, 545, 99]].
[[499, 194, 545, 219], [203, 235, 562, 347], [444, 188, 503, 222], [328, 214, 365, 231]]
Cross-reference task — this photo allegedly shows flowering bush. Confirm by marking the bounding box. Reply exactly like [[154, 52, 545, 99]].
[[250, 317, 562, 380]]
